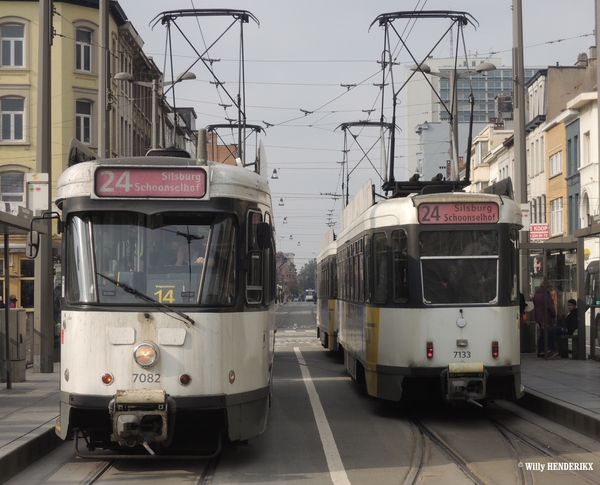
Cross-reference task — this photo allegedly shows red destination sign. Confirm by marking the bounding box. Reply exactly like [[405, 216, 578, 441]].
[[418, 202, 499, 224], [94, 167, 206, 198]]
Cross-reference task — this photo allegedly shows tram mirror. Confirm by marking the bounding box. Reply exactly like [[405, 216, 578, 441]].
[[256, 222, 272, 250], [26, 230, 40, 259]]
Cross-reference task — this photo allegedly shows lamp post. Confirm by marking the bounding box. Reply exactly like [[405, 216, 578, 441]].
[[115, 71, 196, 150], [411, 62, 496, 180]]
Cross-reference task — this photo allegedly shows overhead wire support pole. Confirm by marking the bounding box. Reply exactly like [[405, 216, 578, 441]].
[[34, 0, 54, 374], [238, 18, 245, 164], [512, 0, 529, 310]]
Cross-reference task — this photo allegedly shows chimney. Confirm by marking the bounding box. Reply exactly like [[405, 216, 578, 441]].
[[576, 52, 588, 67], [590, 46, 597, 60]]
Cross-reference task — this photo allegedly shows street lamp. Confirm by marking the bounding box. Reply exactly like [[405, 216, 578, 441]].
[[410, 62, 496, 180], [114, 71, 196, 149]]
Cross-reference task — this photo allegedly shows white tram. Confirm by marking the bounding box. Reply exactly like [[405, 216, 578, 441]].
[[316, 228, 339, 353], [323, 180, 524, 404], [33, 145, 276, 454]]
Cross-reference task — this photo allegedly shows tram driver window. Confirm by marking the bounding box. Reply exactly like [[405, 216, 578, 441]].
[[420, 230, 499, 305]]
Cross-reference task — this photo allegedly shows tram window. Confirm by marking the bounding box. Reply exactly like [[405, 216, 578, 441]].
[[332, 259, 337, 299], [373, 232, 388, 304], [352, 250, 357, 302], [364, 236, 371, 303], [200, 221, 236, 306], [359, 246, 364, 303], [261, 212, 274, 304], [420, 230, 498, 305], [509, 229, 519, 303], [246, 211, 263, 304], [392, 230, 409, 303], [65, 212, 236, 306], [66, 216, 96, 303]]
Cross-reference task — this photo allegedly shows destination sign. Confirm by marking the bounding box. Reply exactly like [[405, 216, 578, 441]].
[[94, 167, 206, 198], [418, 202, 499, 224]]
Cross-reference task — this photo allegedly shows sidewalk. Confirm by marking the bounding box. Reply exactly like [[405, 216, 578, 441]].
[[1, 356, 600, 484], [0, 363, 61, 485], [518, 352, 600, 441]]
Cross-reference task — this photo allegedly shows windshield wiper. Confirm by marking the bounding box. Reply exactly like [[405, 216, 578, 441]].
[[176, 231, 205, 242], [97, 272, 195, 326]]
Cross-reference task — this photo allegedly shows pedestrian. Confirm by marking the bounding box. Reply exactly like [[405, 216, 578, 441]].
[[9, 294, 17, 308], [547, 298, 577, 357], [563, 298, 578, 335], [532, 280, 557, 357]]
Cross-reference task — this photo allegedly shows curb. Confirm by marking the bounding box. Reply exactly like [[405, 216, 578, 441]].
[[0, 424, 62, 485], [518, 389, 600, 442]]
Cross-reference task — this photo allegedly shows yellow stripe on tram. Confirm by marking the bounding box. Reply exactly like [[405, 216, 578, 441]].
[[365, 306, 380, 397]]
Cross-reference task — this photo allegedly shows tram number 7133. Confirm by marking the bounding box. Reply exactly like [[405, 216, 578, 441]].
[[454, 351, 471, 359]]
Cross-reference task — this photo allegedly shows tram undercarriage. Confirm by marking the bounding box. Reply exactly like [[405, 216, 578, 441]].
[[345, 353, 523, 404], [57, 387, 270, 456]]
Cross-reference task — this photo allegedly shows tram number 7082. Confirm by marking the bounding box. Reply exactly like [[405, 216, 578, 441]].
[[133, 373, 161, 383]]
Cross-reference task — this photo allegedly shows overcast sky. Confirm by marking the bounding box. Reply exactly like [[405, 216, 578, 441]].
[[116, 0, 596, 268]]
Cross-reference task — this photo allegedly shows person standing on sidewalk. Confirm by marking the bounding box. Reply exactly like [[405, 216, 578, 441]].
[[532, 280, 558, 357]]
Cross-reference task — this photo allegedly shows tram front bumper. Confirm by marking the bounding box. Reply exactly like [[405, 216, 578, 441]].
[[443, 363, 487, 401], [108, 389, 173, 447]]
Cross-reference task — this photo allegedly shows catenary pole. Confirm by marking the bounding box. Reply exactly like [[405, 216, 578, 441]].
[[34, 0, 54, 373]]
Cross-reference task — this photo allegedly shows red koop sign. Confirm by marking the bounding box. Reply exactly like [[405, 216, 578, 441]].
[[530, 223, 548, 240]]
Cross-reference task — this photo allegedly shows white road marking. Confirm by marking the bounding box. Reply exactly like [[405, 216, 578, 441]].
[[294, 347, 350, 485]]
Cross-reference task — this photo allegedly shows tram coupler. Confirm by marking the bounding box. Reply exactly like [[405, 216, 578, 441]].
[[108, 389, 175, 449], [442, 363, 487, 401]]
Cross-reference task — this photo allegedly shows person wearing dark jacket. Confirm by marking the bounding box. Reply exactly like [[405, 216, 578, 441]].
[[532, 280, 557, 357], [563, 299, 578, 335], [547, 298, 577, 357]]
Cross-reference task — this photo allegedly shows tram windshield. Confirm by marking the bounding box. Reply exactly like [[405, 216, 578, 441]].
[[420, 230, 498, 305], [66, 212, 236, 306]]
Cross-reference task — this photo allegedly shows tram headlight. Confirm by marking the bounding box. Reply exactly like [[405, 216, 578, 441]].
[[133, 342, 159, 368]]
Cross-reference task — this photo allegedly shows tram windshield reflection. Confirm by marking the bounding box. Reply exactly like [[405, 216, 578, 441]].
[[66, 212, 236, 306], [420, 230, 499, 305]]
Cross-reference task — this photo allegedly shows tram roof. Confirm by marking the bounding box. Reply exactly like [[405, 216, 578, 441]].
[[336, 191, 521, 243], [56, 158, 271, 208]]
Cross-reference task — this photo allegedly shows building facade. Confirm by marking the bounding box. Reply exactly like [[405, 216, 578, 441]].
[[403, 57, 538, 179]]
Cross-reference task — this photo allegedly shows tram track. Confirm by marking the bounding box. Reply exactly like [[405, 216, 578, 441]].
[[78, 454, 220, 485], [487, 411, 600, 485], [406, 403, 600, 485], [408, 415, 491, 485]]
